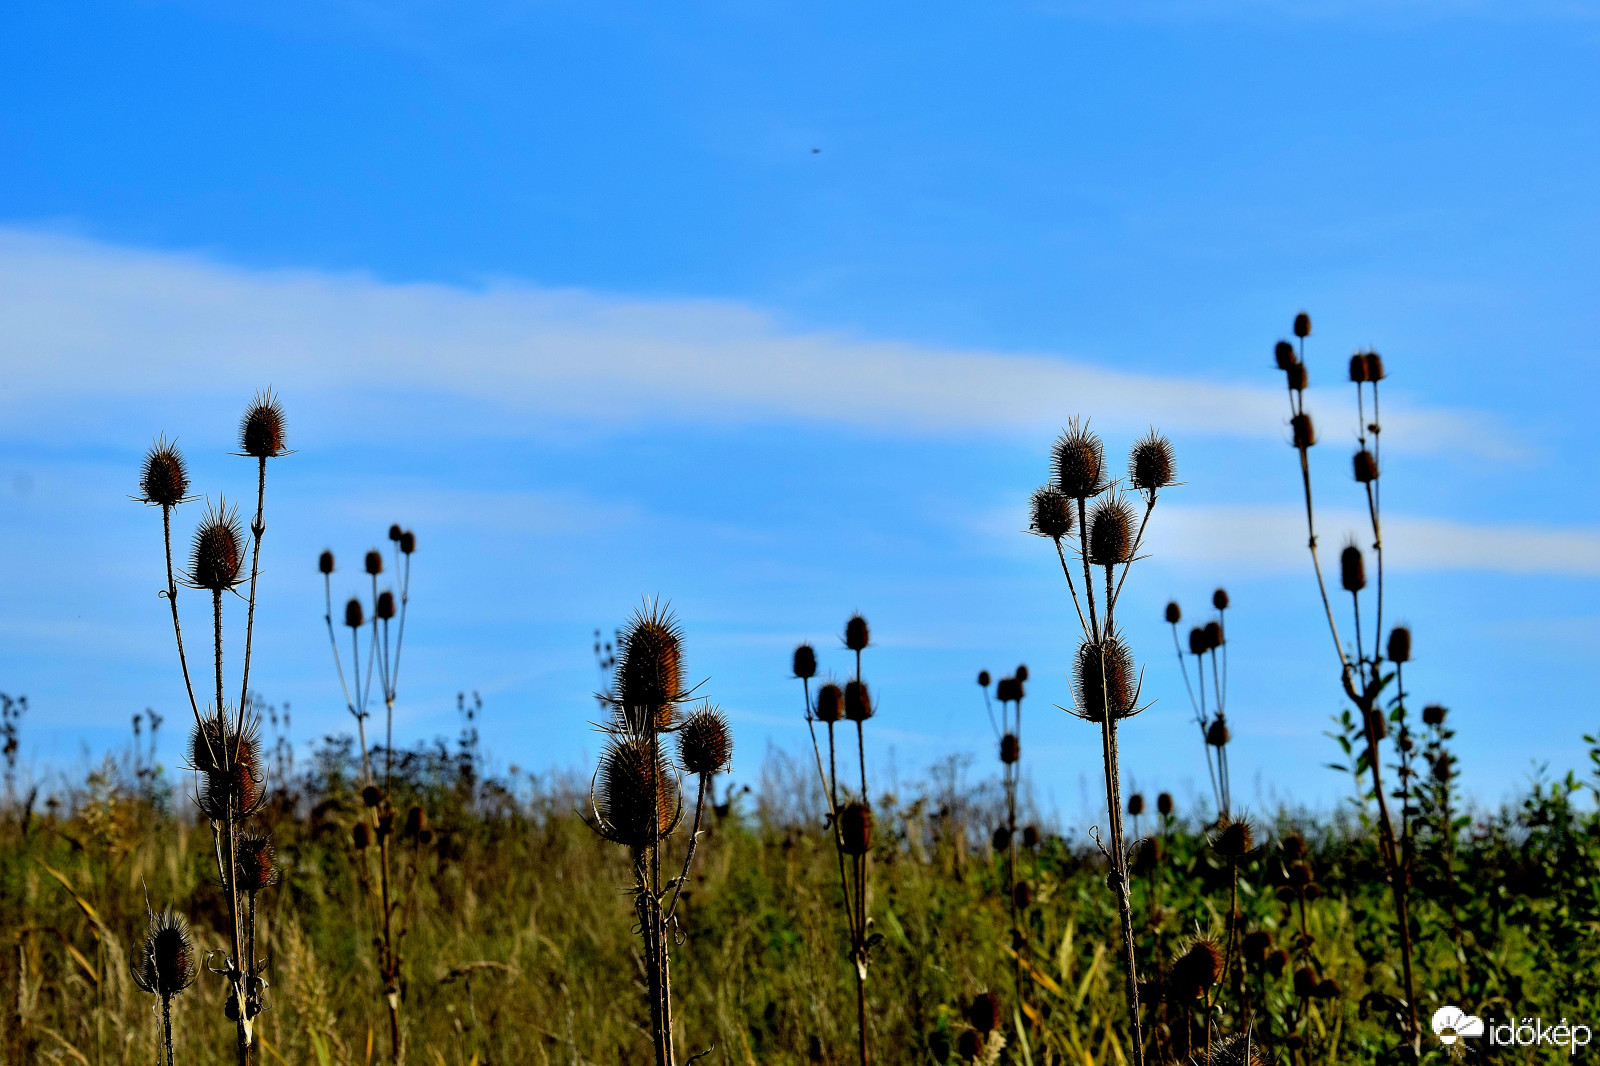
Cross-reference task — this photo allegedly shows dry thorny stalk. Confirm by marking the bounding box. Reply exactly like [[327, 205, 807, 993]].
[[588, 601, 734, 1066], [1275, 310, 1423, 1058], [1164, 590, 1234, 822], [976, 664, 1031, 1032], [320, 523, 419, 1062], [793, 613, 878, 1066], [136, 390, 288, 1065], [1028, 417, 1178, 1066]]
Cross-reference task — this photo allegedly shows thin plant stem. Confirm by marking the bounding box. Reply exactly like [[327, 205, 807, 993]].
[[236, 457, 266, 715]]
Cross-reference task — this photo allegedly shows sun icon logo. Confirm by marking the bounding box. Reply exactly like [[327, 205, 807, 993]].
[[1432, 1005, 1484, 1048]]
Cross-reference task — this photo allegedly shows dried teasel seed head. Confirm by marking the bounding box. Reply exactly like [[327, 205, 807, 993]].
[[597, 736, 677, 849], [365, 550, 383, 576], [1293, 966, 1319, 998], [193, 721, 265, 819], [1206, 717, 1231, 748], [1387, 626, 1411, 664], [843, 680, 873, 722], [1171, 939, 1224, 999], [966, 991, 1001, 1035], [405, 805, 427, 836], [815, 683, 844, 723], [1285, 363, 1307, 391], [1274, 340, 1298, 370], [362, 784, 383, 808], [1157, 792, 1174, 816], [1165, 601, 1181, 625], [1305, 882, 1324, 901], [1087, 496, 1136, 567], [139, 437, 190, 507], [955, 1029, 982, 1061], [1022, 825, 1039, 848], [1015, 662, 1029, 682], [840, 802, 873, 855], [1204, 620, 1224, 649], [1288, 860, 1312, 886], [186, 501, 245, 591], [1432, 753, 1454, 782], [1315, 978, 1341, 999], [1422, 704, 1447, 727], [1214, 818, 1254, 858], [1029, 486, 1075, 541], [239, 390, 287, 458], [1188, 626, 1208, 656], [999, 733, 1019, 764], [1051, 419, 1105, 499], [345, 598, 365, 629], [399, 530, 416, 554], [677, 704, 733, 775], [133, 909, 198, 999], [977, 670, 991, 688], [1265, 949, 1289, 977], [1364, 351, 1385, 381], [1366, 707, 1389, 740], [319, 549, 335, 574], [1290, 412, 1316, 449], [1128, 793, 1144, 816], [1340, 543, 1366, 593], [388, 524, 403, 542], [995, 676, 1022, 704], [1353, 448, 1378, 483], [234, 832, 278, 893], [1199, 1033, 1266, 1066], [614, 602, 687, 732], [1293, 311, 1311, 338], [1133, 836, 1163, 874], [1242, 930, 1271, 965], [844, 614, 870, 652], [1348, 353, 1369, 383], [1281, 833, 1306, 860], [792, 643, 817, 680], [352, 822, 371, 849], [1128, 430, 1176, 492], [1013, 881, 1032, 909], [376, 591, 396, 620], [991, 825, 1012, 851], [1072, 634, 1137, 723], [1212, 588, 1229, 611]]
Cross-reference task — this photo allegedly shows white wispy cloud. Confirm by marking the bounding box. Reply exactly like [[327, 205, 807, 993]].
[[0, 228, 1500, 452]]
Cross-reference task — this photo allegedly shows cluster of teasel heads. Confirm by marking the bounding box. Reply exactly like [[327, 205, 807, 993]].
[[975, 665, 1033, 1018], [792, 614, 877, 1066], [1164, 590, 1233, 820], [588, 602, 733, 1066], [320, 524, 418, 1061], [1027, 417, 1176, 1066], [135, 392, 287, 1066]]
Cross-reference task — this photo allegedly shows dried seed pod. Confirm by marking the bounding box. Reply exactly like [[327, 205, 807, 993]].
[[1022, 825, 1039, 849], [362, 785, 383, 808], [843, 680, 873, 722], [1171, 939, 1223, 999], [190, 717, 264, 818], [1366, 708, 1388, 740], [1051, 420, 1105, 499], [405, 805, 427, 836], [1212, 588, 1229, 611], [999, 733, 1019, 764], [1315, 978, 1341, 999], [977, 670, 990, 687], [345, 598, 364, 628], [995, 676, 1022, 704], [1072, 634, 1137, 722], [235, 832, 277, 893], [793, 644, 817, 680], [399, 530, 416, 554], [1281, 833, 1306, 861], [1288, 861, 1312, 886], [375, 591, 396, 620], [1188, 626, 1208, 656], [1029, 486, 1075, 541], [1293, 966, 1319, 998], [187, 502, 245, 591], [1387, 626, 1411, 664], [1127, 793, 1144, 817], [365, 550, 383, 576], [388, 524, 403, 542], [615, 603, 687, 732], [1241, 930, 1271, 966], [1274, 340, 1298, 370], [1285, 1034, 1305, 1052], [966, 992, 1001, 1035], [1291, 412, 1316, 449], [1265, 949, 1289, 976], [1364, 351, 1385, 381], [1200, 1033, 1265, 1066], [1353, 449, 1378, 483], [1305, 882, 1324, 901], [1206, 717, 1231, 748], [1013, 881, 1032, 909], [1349, 353, 1369, 383], [1432, 753, 1454, 782], [1286, 363, 1307, 391], [1087, 496, 1136, 566], [840, 802, 873, 855], [1132, 836, 1163, 874], [139, 438, 190, 507], [1129, 430, 1175, 492], [1157, 792, 1174, 817], [991, 825, 1012, 852], [1215, 818, 1254, 858], [1340, 544, 1366, 593], [1165, 601, 1181, 625], [318, 549, 335, 575], [1293, 312, 1311, 338], [815, 683, 844, 723], [597, 737, 677, 849], [844, 615, 870, 652], [1014, 664, 1028, 682], [352, 822, 371, 849], [239, 391, 287, 459], [955, 1029, 982, 1061], [1204, 620, 1224, 649], [1422, 704, 1447, 727], [132, 909, 198, 998], [677, 705, 733, 775]]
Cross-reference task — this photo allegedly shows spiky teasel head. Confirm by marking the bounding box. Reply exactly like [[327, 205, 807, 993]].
[[1285, 363, 1307, 391], [1340, 542, 1366, 593], [1206, 716, 1231, 748], [345, 598, 364, 628], [999, 733, 1019, 764], [840, 802, 872, 855], [814, 682, 844, 723], [1387, 625, 1411, 664], [1214, 817, 1255, 859], [1188, 626, 1208, 656], [1087, 495, 1136, 567], [138, 436, 191, 507], [185, 500, 245, 591], [1170, 938, 1223, 1000], [1157, 792, 1173, 816], [1241, 930, 1271, 966], [1281, 832, 1306, 860], [1071, 633, 1139, 723], [1127, 793, 1144, 816], [1274, 340, 1298, 370], [1349, 353, 1369, 383], [191, 716, 266, 820], [1204, 620, 1224, 649], [595, 736, 678, 849], [677, 704, 733, 776], [399, 530, 416, 554], [1165, 601, 1181, 625], [1353, 448, 1378, 483], [1197, 1032, 1265, 1066], [1364, 351, 1385, 381], [132, 909, 198, 999], [612, 601, 688, 733], [1293, 966, 1319, 998], [1051, 418, 1105, 499], [389, 524, 403, 542], [844, 680, 873, 722], [1129, 429, 1175, 494], [1028, 486, 1075, 541], [965, 991, 1001, 1035], [1422, 704, 1447, 727], [239, 390, 288, 459], [991, 825, 1011, 851], [352, 822, 371, 849], [1213, 588, 1229, 611], [405, 805, 427, 836], [844, 614, 870, 652], [1022, 824, 1039, 848], [365, 550, 383, 576], [375, 590, 395, 620], [235, 831, 278, 893], [977, 669, 990, 688], [1293, 312, 1311, 338], [319, 549, 335, 575], [793, 643, 817, 680], [1290, 412, 1316, 450], [995, 676, 1022, 704]]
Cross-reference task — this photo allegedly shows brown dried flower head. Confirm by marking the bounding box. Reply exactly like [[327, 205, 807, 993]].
[[999, 733, 1019, 764], [235, 832, 278, 893], [840, 802, 873, 855], [992, 825, 1012, 851], [1165, 601, 1181, 625], [389, 524, 403, 542], [1274, 340, 1298, 370], [1204, 620, 1224, 649], [365, 550, 383, 576], [1171, 939, 1224, 999], [1013, 881, 1032, 909], [677, 704, 733, 775], [1213, 588, 1229, 611], [844, 614, 870, 652], [977, 670, 991, 688], [362, 784, 383, 808], [1340, 543, 1367, 593], [1281, 833, 1306, 861], [1051, 419, 1105, 499], [191, 718, 265, 819], [1188, 626, 1208, 656], [1422, 704, 1447, 727], [1087, 495, 1136, 567], [1364, 351, 1385, 381], [405, 805, 427, 836], [995, 676, 1022, 704], [793, 643, 817, 680], [1215, 818, 1254, 858], [1353, 449, 1378, 483], [1293, 311, 1311, 338], [1286, 363, 1307, 392], [399, 530, 416, 554], [186, 501, 245, 591], [1242, 930, 1271, 966], [1198, 1033, 1265, 1066], [1127, 793, 1144, 816], [352, 822, 371, 849], [1029, 486, 1075, 541], [1072, 634, 1138, 722], [1022, 824, 1039, 848], [1129, 430, 1175, 493], [966, 991, 1001, 1035], [1206, 717, 1231, 748], [1349, 353, 1369, 383], [132, 909, 198, 999], [1293, 966, 1319, 998], [614, 602, 687, 731], [319, 549, 335, 575], [239, 390, 287, 459], [376, 591, 396, 620], [139, 437, 191, 507], [1290, 412, 1316, 449], [1387, 625, 1411, 664], [597, 736, 678, 849], [815, 683, 844, 723], [1157, 792, 1173, 816], [345, 598, 365, 629], [843, 679, 873, 722]]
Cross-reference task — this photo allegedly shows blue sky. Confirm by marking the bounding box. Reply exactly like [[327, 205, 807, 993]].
[[2, 1, 1598, 829]]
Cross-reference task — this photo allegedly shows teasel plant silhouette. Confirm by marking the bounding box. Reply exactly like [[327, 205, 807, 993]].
[[589, 601, 732, 1066], [977, 664, 1032, 1026], [1029, 418, 1178, 1066], [792, 613, 879, 1066], [132, 899, 199, 1066], [1164, 591, 1235, 821], [138, 390, 287, 1065], [318, 523, 417, 1062], [1275, 311, 1424, 1057]]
